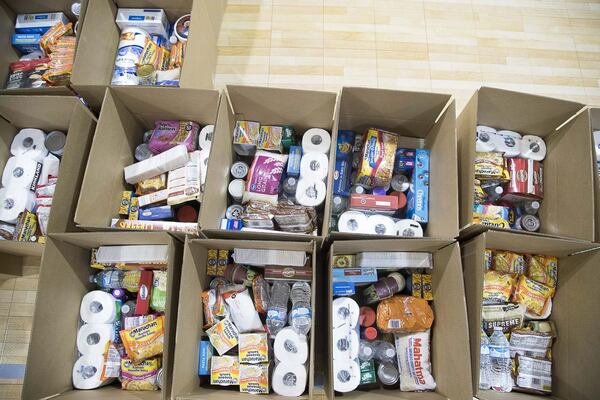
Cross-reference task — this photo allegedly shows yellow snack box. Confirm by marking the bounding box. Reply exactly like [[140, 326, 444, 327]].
[[206, 317, 239, 355], [422, 273, 433, 300], [119, 191, 134, 216], [238, 333, 269, 364], [120, 316, 164, 362], [240, 363, 269, 394], [120, 358, 160, 391], [211, 356, 240, 386], [128, 196, 139, 220]]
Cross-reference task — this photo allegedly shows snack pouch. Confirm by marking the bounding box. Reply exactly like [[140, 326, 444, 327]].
[[483, 270, 516, 305], [376, 295, 434, 333], [148, 120, 199, 154], [394, 330, 436, 391], [120, 358, 160, 391], [482, 303, 525, 336], [120, 316, 164, 362], [512, 275, 554, 316], [243, 150, 288, 205], [473, 204, 511, 229], [150, 270, 167, 312], [526, 255, 557, 288], [494, 251, 525, 274], [356, 128, 398, 188]]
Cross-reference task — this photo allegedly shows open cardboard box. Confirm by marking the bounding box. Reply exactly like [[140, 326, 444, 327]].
[[23, 231, 183, 400], [0, 0, 88, 96], [457, 86, 594, 242], [200, 84, 338, 242], [74, 86, 220, 235], [0, 95, 96, 274], [171, 238, 318, 399], [71, 0, 226, 111], [589, 107, 600, 243], [326, 239, 473, 400], [328, 87, 458, 240], [461, 230, 600, 400]]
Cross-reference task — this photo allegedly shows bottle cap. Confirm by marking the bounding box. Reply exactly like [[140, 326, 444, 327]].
[[363, 326, 378, 340]]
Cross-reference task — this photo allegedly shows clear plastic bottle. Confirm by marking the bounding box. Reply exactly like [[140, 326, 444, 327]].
[[290, 282, 312, 335], [522, 200, 541, 215], [489, 327, 513, 392], [89, 270, 140, 292], [372, 340, 396, 363], [358, 340, 375, 361], [267, 281, 291, 337], [479, 328, 491, 390]]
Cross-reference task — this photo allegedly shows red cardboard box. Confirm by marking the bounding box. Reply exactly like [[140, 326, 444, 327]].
[[505, 158, 543, 200], [349, 194, 399, 211]]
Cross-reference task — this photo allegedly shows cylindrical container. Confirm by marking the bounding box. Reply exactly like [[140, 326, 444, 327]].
[[112, 27, 150, 85], [143, 129, 154, 143], [377, 362, 399, 386], [121, 300, 136, 319], [226, 204, 244, 219], [371, 186, 387, 196], [522, 200, 540, 215], [362, 326, 378, 341], [135, 143, 153, 161], [45, 130, 66, 156], [173, 14, 191, 42], [332, 195, 348, 215], [224, 263, 257, 287], [358, 340, 375, 361], [391, 174, 410, 192], [390, 191, 407, 210], [362, 273, 406, 304], [359, 306, 376, 327], [228, 179, 245, 203], [111, 288, 127, 301], [176, 205, 198, 222], [283, 176, 298, 195], [520, 214, 540, 232], [350, 185, 366, 195], [231, 161, 249, 179]]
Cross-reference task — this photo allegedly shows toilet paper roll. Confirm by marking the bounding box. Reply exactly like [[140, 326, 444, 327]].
[[80, 291, 117, 324], [2, 156, 41, 191], [295, 179, 326, 207], [302, 128, 331, 154], [366, 214, 396, 236], [333, 329, 359, 360], [72, 354, 113, 390], [333, 359, 361, 393], [11, 128, 48, 162], [274, 326, 309, 364], [520, 135, 546, 161], [0, 187, 35, 224], [300, 152, 329, 181], [332, 297, 360, 329], [76, 323, 115, 356], [495, 130, 522, 157], [272, 362, 307, 397], [475, 126, 497, 153], [198, 124, 214, 150], [395, 219, 424, 237], [337, 211, 368, 234]]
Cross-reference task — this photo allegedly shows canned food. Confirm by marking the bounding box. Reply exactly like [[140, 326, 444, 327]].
[[45, 130, 66, 156], [231, 161, 249, 179], [226, 204, 244, 220]]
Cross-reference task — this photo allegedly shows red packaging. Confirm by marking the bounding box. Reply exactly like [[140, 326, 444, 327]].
[[135, 271, 154, 315], [505, 158, 543, 200], [349, 194, 399, 211]]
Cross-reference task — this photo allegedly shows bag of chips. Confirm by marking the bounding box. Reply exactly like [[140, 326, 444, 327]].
[[512, 275, 554, 316], [120, 316, 165, 362], [483, 270, 516, 305], [526, 255, 557, 288], [494, 251, 525, 274]]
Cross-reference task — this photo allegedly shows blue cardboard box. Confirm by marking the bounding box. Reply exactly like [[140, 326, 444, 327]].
[[198, 340, 213, 376], [11, 34, 41, 54], [406, 148, 430, 224], [287, 145, 302, 177], [333, 158, 351, 196], [332, 267, 378, 284]]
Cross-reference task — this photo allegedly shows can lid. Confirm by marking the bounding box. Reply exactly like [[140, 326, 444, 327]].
[[45, 130, 66, 152]]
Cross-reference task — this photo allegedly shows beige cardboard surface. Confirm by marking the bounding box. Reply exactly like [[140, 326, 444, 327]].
[[457, 86, 593, 241], [75, 86, 219, 232], [327, 239, 472, 400], [460, 230, 600, 400], [23, 231, 182, 400], [201, 84, 338, 242], [171, 238, 316, 399], [328, 87, 457, 239], [590, 107, 600, 243]]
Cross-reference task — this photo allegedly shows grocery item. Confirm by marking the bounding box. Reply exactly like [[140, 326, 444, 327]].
[[493, 251, 525, 274], [238, 333, 269, 364], [243, 150, 288, 204], [266, 281, 290, 337], [119, 316, 165, 362], [355, 128, 398, 187], [222, 286, 264, 333], [211, 356, 240, 386], [512, 275, 554, 316], [120, 358, 160, 391], [290, 282, 312, 335], [482, 270, 516, 305], [515, 355, 552, 394], [488, 327, 513, 392], [526, 254, 557, 288], [376, 295, 434, 333], [394, 330, 436, 391], [481, 303, 525, 335], [206, 317, 239, 356], [480, 329, 491, 390]]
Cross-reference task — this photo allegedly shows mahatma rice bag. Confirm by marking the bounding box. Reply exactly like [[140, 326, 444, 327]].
[[483, 270, 516, 305], [526, 254, 557, 288], [394, 330, 436, 391], [355, 128, 398, 188], [512, 275, 554, 316], [243, 150, 288, 205], [148, 120, 199, 154], [494, 251, 525, 275]]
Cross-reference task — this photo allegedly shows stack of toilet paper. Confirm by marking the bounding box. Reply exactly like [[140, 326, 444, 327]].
[[332, 297, 361, 393], [272, 327, 309, 397], [295, 128, 330, 208]]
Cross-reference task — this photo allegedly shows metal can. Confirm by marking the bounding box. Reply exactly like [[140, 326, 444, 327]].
[[143, 129, 154, 143], [135, 143, 153, 161], [226, 204, 244, 220], [520, 214, 540, 232], [390, 174, 410, 192], [332, 195, 348, 215], [45, 130, 66, 156], [522, 200, 541, 215], [282, 176, 298, 195], [350, 185, 366, 195], [156, 368, 164, 389], [231, 161, 249, 179], [377, 362, 399, 386]]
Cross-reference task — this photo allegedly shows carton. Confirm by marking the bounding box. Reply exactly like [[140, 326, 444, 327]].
[[74, 86, 219, 235], [71, 0, 226, 110], [170, 238, 317, 399], [589, 107, 600, 243], [326, 239, 473, 400], [457, 86, 594, 241], [0, 95, 96, 275], [328, 87, 458, 239], [0, 0, 88, 96], [200, 84, 338, 242], [461, 230, 600, 400], [23, 231, 183, 400]]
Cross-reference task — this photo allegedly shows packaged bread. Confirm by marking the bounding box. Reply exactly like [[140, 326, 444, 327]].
[[376, 295, 434, 333]]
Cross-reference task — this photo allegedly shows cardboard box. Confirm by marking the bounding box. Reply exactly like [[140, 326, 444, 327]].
[[460, 230, 600, 400], [0, 95, 96, 275], [22, 232, 182, 400], [171, 238, 317, 399], [327, 239, 473, 400], [589, 107, 600, 243], [71, 0, 226, 110], [74, 86, 219, 235], [457, 87, 594, 241], [200, 85, 338, 242], [328, 87, 458, 239]]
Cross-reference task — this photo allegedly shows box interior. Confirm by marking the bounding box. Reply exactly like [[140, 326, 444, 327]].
[[326, 238, 472, 400], [23, 231, 182, 400], [170, 238, 316, 400], [589, 107, 600, 243], [328, 86, 458, 239], [74, 86, 219, 230], [460, 230, 600, 400]]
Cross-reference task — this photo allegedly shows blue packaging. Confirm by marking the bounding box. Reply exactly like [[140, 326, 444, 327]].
[[333, 158, 351, 196], [332, 267, 378, 284], [220, 218, 243, 230], [198, 340, 213, 376], [287, 145, 302, 177], [15, 12, 69, 34], [394, 148, 417, 173], [11, 34, 41, 54], [138, 205, 174, 221], [336, 130, 355, 160], [333, 282, 356, 296], [406, 148, 430, 224]]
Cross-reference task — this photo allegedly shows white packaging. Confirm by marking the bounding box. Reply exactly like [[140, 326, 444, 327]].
[[72, 354, 114, 389], [111, 27, 150, 85], [15, 12, 69, 34], [11, 128, 48, 162], [366, 214, 396, 236], [39, 153, 60, 186], [332, 297, 360, 329], [333, 359, 361, 393], [199, 148, 210, 188], [233, 248, 307, 267], [272, 362, 307, 397], [124, 144, 189, 184], [116, 8, 169, 38], [198, 125, 214, 150], [520, 135, 547, 161], [138, 188, 169, 207], [395, 330, 437, 392], [2, 156, 41, 191], [167, 150, 201, 205], [302, 128, 331, 154], [228, 179, 245, 203], [476, 125, 498, 153], [356, 252, 433, 269], [337, 210, 368, 234], [495, 130, 522, 157], [395, 219, 424, 237], [76, 323, 115, 356], [79, 291, 118, 324], [295, 178, 326, 207], [273, 327, 308, 364], [300, 152, 329, 181], [332, 328, 359, 360], [95, 245, 168, 264], [223, 287, 264, 334], [0, 187, 35, 224], [36, 206, 51, 236]]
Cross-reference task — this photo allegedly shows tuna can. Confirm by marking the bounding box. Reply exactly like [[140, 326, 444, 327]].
[[45, 130, 66, 156], [226, 204, 244, 219], [228, 179, 246, 203], [135, 143, 153, 161], [350, 185, 366, 195], [231, 161, 249, 179]]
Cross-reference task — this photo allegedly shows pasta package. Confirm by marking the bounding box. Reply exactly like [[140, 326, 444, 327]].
[[512, 275, 554, 316], [355, 128, 398, 188], [120, 316, 165, 362], [494, 251, 525, 275], [526, 255, 557, 288], [483, 270, 516, 305], [120, 358, 160, 391], [376, 295, 434, 333]]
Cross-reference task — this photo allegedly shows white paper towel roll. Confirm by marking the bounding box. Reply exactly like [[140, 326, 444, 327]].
[[302, 128, 331, 154], [333, 329, 359, 360], [333, 359, 361, 393], [366, 214, 396, 236], [272, 362, 307, 397], [72, 354, 113, 390], [475, 125, 497, 153], [274, 327, 309, 364], [76, 323, 115, 356], [295, 179, 326, 207], [198, 124, 214, 150], [495, 130, 522, 157], [300, 152, 329, 181], [332, 297, 359, 329], [2, 156, 41, 190], [80, 291, 117, 324], [337, 211, 368, 234], [0, 187, 35, 224], [395, 219, 424, 237], [11, 128, 48, 162], [520, 135, 546, 161]]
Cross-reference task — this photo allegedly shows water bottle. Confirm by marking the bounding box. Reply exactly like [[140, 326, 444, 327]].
[[89, 270, 140, 291], [267, 281, 290, 337], [489, 327, 512, 392], [290, 282, 312, 335], [479, 328, 491, 390], [373, 340, 396, 363], [358, 340, 375, 361]]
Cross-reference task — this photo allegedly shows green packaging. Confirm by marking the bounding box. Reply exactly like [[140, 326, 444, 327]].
[[150, 270, 168, 312]]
